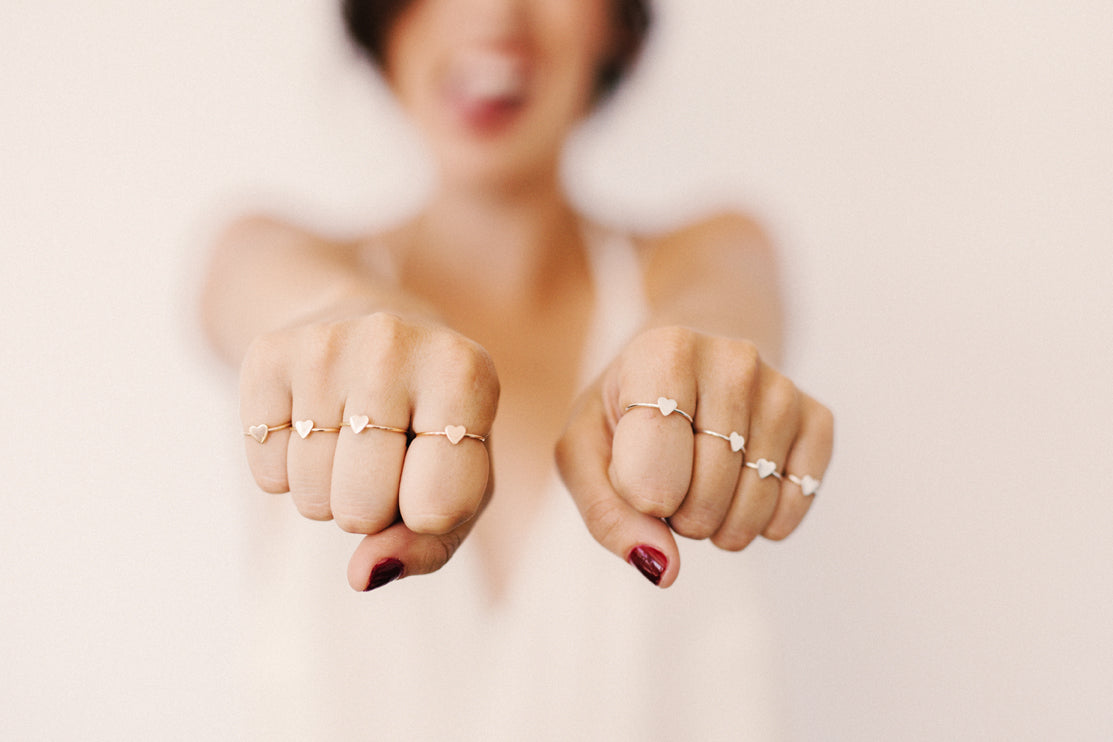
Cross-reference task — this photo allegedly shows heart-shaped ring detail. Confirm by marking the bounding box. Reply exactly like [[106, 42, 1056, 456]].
[[295, 420, 314, 439], [800, 475, 820, 496], [445, 425, 467, 445], [657, 397, 678, 416], [756, 458, 777, 479], [349, 415, 370, 435], [729, 432, 746, 453], [248, 424, 269, 444]]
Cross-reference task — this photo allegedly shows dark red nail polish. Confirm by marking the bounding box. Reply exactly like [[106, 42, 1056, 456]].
[[627, 545, 667, 586], [364, 558, 404, 592]]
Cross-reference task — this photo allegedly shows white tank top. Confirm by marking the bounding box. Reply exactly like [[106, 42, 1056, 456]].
[[239, 225, 786, 741]]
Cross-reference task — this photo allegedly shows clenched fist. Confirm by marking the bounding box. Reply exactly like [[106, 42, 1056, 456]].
[[557, 326, 834, 587], [239, 312, 499, 591]]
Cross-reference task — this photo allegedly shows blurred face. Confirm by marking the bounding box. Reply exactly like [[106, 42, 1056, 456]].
[[384, 0, 612, 188]]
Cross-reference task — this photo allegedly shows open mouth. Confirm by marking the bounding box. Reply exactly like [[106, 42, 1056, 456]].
[[444, 51, 530, 134]]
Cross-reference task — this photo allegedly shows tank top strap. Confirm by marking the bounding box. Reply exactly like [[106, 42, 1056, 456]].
[[577, 222, 650, 385]]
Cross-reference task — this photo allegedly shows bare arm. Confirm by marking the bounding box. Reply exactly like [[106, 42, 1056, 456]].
[[641, 211, 784, 363], [200, 214, 437, 365], [557, 211, 832, 588], [201, 214, 497, 593]]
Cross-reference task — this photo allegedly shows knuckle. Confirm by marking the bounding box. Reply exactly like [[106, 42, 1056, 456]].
[[293, 498, 332, 522], [432, 530, 465, 568], [626, 487, 681, 519], [253, 470, 289, 495], [722, 339, 761, 388], [711, 527, 758, 552], [405, 506, 474, 536], [333, 511, 391, 535], [363, 310, 405, 336], [298, 324, 345, 381], [668, 510, 719, 540], [357, 312, 409, 367], [636, 325, 698, 368], [811, 403, 836, 448], [581, 496, 626, 547], [614, 466, 685, 517], [764, 499, 810, 541], [288, 476, 332, 519], [433, 334, 500, 400], [240, 331, 285, 380], [762, 518, 797, 542], [646, 324, 697, 349], [762, 375, 801, 424]]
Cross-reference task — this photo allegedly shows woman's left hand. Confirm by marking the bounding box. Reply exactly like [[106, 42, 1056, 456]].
[[556, 326, 834, 587]]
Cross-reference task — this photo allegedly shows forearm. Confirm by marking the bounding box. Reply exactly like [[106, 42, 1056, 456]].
[[200, 215, 437, 365], [642, 212, 785, 365]]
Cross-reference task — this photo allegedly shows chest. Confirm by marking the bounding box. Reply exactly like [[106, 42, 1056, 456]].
[[444, 293, 596, 597]]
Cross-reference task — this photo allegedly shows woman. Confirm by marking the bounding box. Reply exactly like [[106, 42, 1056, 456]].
[[203, 0, 833, 737]]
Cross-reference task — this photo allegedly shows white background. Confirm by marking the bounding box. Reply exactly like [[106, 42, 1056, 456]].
[[3, 1, 1111, 739]]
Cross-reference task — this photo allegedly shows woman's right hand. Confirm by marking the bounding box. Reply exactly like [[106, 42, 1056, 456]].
[[239, 312, 499, 591]]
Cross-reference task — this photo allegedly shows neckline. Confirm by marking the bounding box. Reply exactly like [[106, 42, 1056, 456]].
[[470, 222, 649, 608]]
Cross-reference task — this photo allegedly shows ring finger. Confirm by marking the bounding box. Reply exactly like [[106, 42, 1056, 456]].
[[286, 373, 345, 521], [330, 382, 411, 534], [712, 373, 800, 551]]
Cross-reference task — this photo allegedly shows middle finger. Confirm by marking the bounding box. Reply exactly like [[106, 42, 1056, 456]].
[[712, 371, 800, 551]]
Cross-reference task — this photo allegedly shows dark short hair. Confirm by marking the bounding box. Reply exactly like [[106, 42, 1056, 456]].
[[342, 0, 652, 100]]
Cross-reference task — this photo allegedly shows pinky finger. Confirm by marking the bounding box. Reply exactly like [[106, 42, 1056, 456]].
[[763, 395, 834, 541]]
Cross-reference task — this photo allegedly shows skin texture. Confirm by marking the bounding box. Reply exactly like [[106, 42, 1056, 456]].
[[201, 0, 833, 595]]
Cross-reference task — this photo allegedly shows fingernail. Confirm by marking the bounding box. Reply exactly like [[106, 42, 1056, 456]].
[[627, 545, 667, 586], [364, 558, 404, 592]]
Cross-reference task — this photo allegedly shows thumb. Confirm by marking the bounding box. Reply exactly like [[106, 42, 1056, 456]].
[[346, 519, 473, 592], [556, 390, 680, 587], [348, 438, 495, 592]]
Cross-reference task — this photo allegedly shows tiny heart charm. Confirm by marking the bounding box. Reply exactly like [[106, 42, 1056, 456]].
[[729, 432, 746, 453], [295, 420, 314, 439], [445, 425, 467, 445], [800, 475, 820, 496], [249, 424, 269, 444], [349, 415, 370, 435], [756, 458, 777, 479], [657, 397, 678, 416]]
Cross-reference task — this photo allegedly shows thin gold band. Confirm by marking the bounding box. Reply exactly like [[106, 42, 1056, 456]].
[[342, 417, 407, 435], [244, 422, 291, 443], [696, 429, 746, 453], [413, 425, 487, 444], [744, 459, 783, 481], [787, 473, 822, 496], [623, 399, 695, 425]]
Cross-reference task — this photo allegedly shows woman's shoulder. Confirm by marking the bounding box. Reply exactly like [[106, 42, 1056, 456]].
[[633, 209, 773, 258], [629, 209, 778, 288], [217, 212, 361, 255], [216, 212, 410, 278]]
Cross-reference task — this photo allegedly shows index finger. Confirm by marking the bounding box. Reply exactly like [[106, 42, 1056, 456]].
[[609, 357, 698, 518], [556, 390, 680, 587]]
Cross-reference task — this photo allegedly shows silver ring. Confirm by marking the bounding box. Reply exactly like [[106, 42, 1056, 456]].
[[341, 415, 407, 436], [293, 420, 341, 439], [787, 473, 822, 496], [745, 458, 782, 480], [623, 397, 694, 425], [244, 421, 291, 444], [413, 425, 487, 445], [696, 429, 746, 453]]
